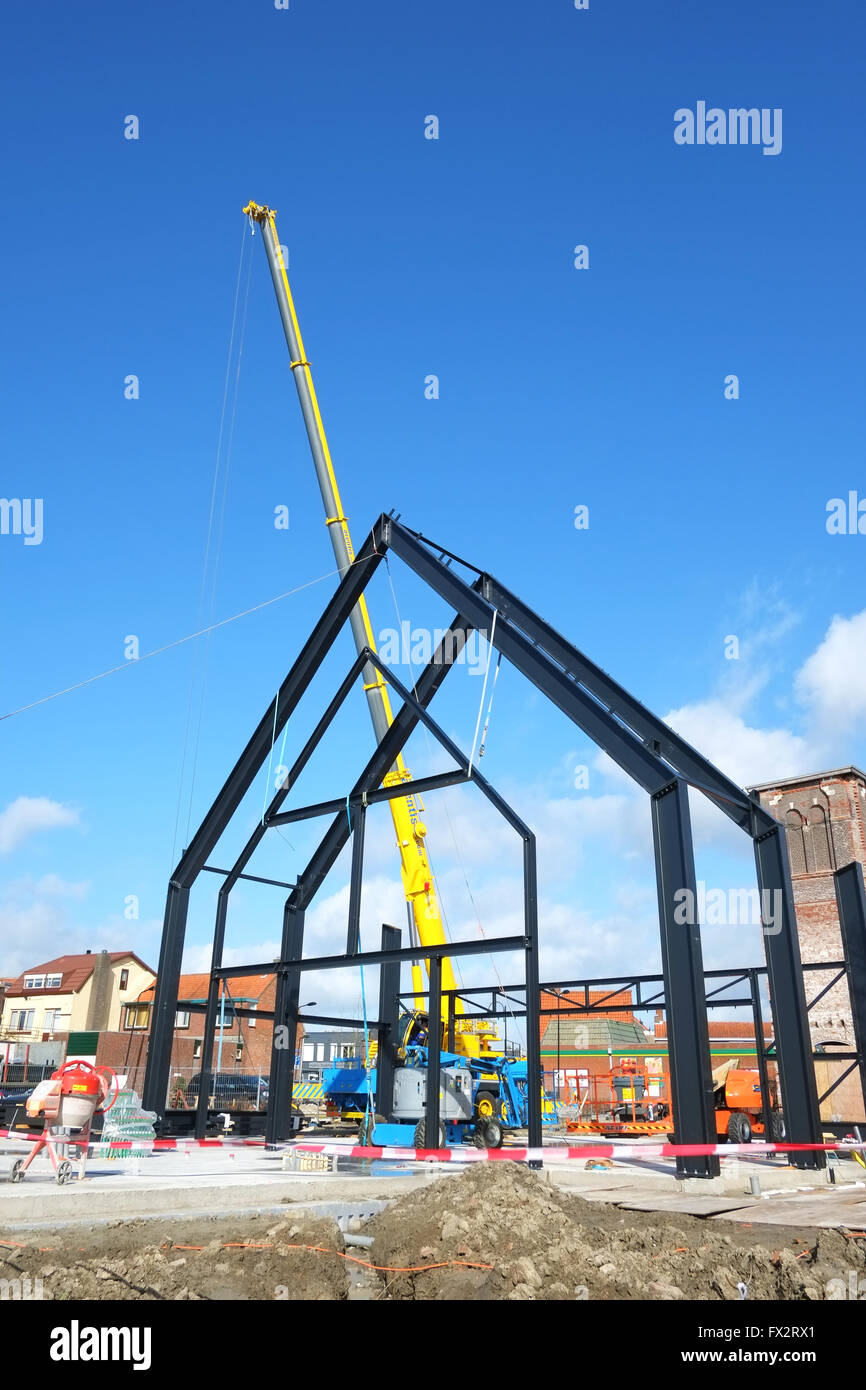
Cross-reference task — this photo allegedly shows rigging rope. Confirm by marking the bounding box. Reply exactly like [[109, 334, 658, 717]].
[[467, 609, 498, 776]]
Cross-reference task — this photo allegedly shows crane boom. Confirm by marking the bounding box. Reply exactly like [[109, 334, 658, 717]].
[[243, 201, 496, 1060]]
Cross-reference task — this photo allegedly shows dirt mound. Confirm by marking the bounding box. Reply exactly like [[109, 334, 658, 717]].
[[368, 1162, 866, 1301], [1, 1211, 348, 1301]]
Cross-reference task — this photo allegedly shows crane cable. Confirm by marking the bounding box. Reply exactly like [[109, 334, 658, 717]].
[[170, 220, 252, 865], [182, 223, 255, 848], [0, 563, 348, 723]]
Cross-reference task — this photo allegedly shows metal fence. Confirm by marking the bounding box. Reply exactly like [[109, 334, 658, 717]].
[[0, 1060, 56, 1091]]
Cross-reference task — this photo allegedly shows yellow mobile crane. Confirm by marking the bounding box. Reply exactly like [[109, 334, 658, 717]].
[[243, 201, 500, 1070]]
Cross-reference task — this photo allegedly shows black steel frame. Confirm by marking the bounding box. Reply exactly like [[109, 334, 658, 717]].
[[143, 514, 837, 1175], [426, 954, 866, 1140]]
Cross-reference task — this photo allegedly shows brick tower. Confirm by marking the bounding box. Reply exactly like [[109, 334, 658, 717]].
[[748, 766, 866, 1045]]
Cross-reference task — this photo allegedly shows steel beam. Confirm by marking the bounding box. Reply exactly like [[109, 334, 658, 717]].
[[651, 779, 718, 1178], [216, 933, 527, 978], [753, 824, 824, 1168], [476, 569, 775, 835], [384, 521, 679, 795], [202, 866, 298, 889], [267, 769, 468, 827], [282, 618, 472, 918]]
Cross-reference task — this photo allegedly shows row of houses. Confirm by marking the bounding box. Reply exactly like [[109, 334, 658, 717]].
[[0, 952, 340, 1096]]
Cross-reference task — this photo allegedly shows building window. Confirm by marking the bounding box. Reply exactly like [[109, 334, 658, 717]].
[[119, 969, 129, 991], [193, 1039, 202, 1060], [44, 1009, 62, 1032], [315, 1043, 325, 1061], [806, 805, 834, 873], [235, 1043, 243, 1062], [174, 1010, 190, 1029], [785, 809, 807, 875], [10, 1009, 35, 1031], [23, 976, 45, 990], [124, 1004, 150, 1030], [248, 1004, 257, 1029], [302, 1042, 314, 1061], [45, 974, 62, 989]]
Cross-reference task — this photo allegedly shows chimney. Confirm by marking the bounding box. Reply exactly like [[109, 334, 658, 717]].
[[84, 951, 113, 1032]]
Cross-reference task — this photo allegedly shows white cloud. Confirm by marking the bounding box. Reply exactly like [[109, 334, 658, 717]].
[[662, 698, 816, 789], [0, 797, 80, 854], [795, 609, 866, 729], [0, 871, 159, 976]]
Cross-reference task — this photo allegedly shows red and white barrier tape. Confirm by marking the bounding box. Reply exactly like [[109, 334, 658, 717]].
[[0, 1127, 268, 1153], [291, 1139, 866, 1163], [1, 1127, 863, 1162]]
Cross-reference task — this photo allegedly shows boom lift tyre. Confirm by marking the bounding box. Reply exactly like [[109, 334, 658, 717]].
[[414, 1118, 446, 1148], [727, 1111, 752, 1144], [478, 1117, 504, 1149]]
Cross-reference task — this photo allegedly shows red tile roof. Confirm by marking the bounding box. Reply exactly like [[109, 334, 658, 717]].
[[4, 952, 154, 997], [654, 1018, 773, 1041], [138, 972, 276, 1004]]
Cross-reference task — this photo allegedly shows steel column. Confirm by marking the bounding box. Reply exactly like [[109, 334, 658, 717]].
[[523, 834, 543, 1162], [346, 804, 366, 955], [266, 906, 304, 1145], [142, 883, 189, 1113], [651, 779, 718, 1178], [834, 861, 866, 1113], [425, 953, 442, 1144], [753, 824, 824, 1169], [195, 888, 229, 1139], [748, 969, 774, 1140], [376, 925, 402, 1121]]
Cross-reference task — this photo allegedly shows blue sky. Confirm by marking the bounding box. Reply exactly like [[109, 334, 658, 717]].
[[2, 1, 864, 1037]]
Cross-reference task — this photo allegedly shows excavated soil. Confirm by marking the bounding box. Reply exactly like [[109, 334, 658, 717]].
[[0, 1211, 348, 1301], [4, 1165, 864, 1300], [367, 1163, 866, 1300]]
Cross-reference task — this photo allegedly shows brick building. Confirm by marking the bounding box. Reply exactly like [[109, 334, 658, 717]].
[[539, 989, 776, 1103], [0, 952, 155, 1052], [92, 972, 303, 1104], [749, 766, 866, 1045]]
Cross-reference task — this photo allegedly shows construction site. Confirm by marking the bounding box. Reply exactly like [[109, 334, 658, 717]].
[[3, 191, 866, 1319]]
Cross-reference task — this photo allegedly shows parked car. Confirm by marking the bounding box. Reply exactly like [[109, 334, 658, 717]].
[[184, 1072, 269, 1107]]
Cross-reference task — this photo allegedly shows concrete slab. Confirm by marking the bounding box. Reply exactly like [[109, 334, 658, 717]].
[[713, 1194, 866, 1229], [615, 1195, 756, 1217]]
